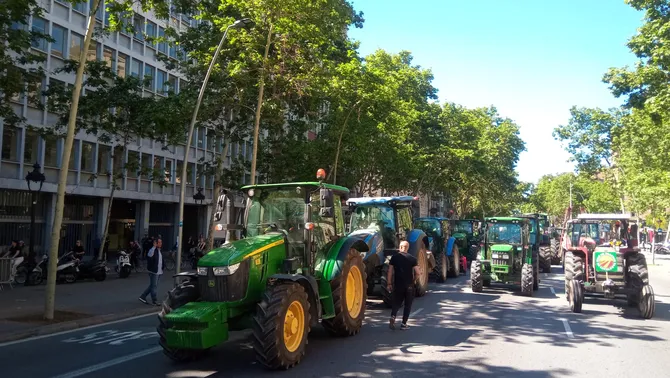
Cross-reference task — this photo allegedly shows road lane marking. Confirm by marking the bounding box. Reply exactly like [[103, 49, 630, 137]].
[[0, 312, 157, 348], [550, 287, 556, 295], [50, 346, 162, 378], [410, 308, 423, 317], [560, 319, 574, 338]]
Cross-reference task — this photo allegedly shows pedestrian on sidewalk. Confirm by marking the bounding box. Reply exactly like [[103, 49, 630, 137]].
[[7, 240, 24, 282], [139, 238, 165, 306], [386, 240, 421, 330]]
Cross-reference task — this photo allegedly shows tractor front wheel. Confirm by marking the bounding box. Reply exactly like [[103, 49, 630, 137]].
[[322, 248, 367, 336], [471, 260, 483, 293], [638, 285, 655, 319], [521, 263, 533, 296], [539, 246, 552, 273], [567, 279, 583, 313], [157, 278, 205, 363], [447, 246, 460, 278], [435, 252, 448, 283], [565, 251, 584, 300], [415, 244, 429, 297], [253, 283, 311, 370]]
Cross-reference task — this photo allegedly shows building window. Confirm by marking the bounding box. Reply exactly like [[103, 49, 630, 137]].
[[103, 47, 113, 68], [2, 126, 20, 162], [130, 59, 142, 78], [133, 15, 144, 41], [141, 153, 151, 178], [127, 150, 139, 177], [197, 127, 204, 148], [206, 132, 214, 151], [51, 24, 66, 58], [144, 64, 155, 91], [146, 21, 156, 47], [168, 75, 178, 93], [70, 32, 83, 60], [81, 142, 95, 172], [247, 141, 252, 161], [26, 75, 44, 108], [156, 69, 167, 95], [175, 160, 183, 184], [169, 43, 177, 59], [24, 129, 40, 164], [73, 0, 86, 14], [97, 144, 110, 173], [117, 53, 127, 78], [87, 41, 99, 62], [187, 162, 194, 185], [112, 146, 123, 173], [68, 141, 79, 170], [89, 0, 103, 21], [157, 27, 167, 54], [164, 159, 173, 183], [31, 17, 48, 51], [44, 137, 59, 167]]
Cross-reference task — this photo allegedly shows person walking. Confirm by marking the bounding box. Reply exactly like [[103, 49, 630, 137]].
[[386, 240, 421, 330], [7, 240, 24, 283], [139, 238, 165, 306]]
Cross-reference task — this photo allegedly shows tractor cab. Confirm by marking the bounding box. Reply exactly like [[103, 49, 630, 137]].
[[347, 196, 417, 251], [451, 219, 481, 262], [517, 213, 552, 272]]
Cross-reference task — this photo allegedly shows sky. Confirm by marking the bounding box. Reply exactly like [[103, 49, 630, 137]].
[[348, 0, 644, 184]]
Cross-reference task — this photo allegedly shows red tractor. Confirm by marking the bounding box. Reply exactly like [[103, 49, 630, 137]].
[[564, 213, 654, 319]]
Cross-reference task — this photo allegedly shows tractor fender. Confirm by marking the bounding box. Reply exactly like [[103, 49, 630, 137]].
[[322, 235, 371, 281], [446, 236, 457, 257], [406, 229, 430, 257], [270, 274, 321, 326]]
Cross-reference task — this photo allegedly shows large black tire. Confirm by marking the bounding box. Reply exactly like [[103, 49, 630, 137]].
[[626, 253, 650, 308], [322, 249, 367, 337], [550, 238, 560, 265], [471, 260, 483, 293], [532, 249, 539, 290], [253, 283, 311, 370], [415, 244, 429, 297], [119, 265, 131, 279], [14, 266, 28, 285], [380, 263, 393, 307], [638, 285, 655, 319], [564, 251, 584, 299], [539, 246, 552, 273], [157, 278, 204, 363], [447, 246, 460, 278], [435, 252, 448, 283], [568, 279, 583, 313], [521, 263, 533, 296]]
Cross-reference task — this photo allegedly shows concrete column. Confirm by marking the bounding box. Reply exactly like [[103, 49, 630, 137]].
[[42, 193, 57, 256], [136, 200, 150, 240]]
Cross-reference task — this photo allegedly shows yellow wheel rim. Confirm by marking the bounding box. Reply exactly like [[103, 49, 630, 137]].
[[283, 300, 305, 353], [346, 265, 364, 318], [419, 250, 428, 285]]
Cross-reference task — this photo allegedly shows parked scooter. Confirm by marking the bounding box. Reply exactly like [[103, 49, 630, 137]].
[[14, 256, 45, 285], [75, 253, 107, 282], [116, 250, 132, 278]]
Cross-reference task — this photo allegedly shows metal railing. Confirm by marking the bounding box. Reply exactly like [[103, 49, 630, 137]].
[[0, 257, 14, 290]]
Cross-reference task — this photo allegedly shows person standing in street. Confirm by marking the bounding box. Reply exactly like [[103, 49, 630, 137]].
[[139, 238, 164, 306], [386, 240, 421, 330]]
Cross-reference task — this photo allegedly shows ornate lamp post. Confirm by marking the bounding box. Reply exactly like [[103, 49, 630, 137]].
[[193, 187, 205, 205], [25, 162, 46, 263]]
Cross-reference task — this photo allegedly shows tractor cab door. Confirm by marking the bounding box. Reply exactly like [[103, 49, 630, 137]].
[[396, 206, 413, 245]]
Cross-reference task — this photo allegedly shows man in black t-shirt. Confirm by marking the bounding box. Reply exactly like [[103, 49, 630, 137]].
[[73, 240, 85, 260], [386, 240, 421, 330]]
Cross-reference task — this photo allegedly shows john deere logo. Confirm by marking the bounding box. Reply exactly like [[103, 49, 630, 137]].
[[208, 280, 215, 288], [594, 252, 618, 273]]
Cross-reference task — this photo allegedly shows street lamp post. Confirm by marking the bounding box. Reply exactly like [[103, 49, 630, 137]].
[[25, 162, 46, 265], [175, 18, 254, 281]]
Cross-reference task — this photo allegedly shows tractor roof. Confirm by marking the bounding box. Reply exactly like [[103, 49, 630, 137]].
[[415, 216, 448, 221], [457, 219, 478, 222], [572, 213, 637, 221], [347, 196, 417, 207], [242, 182, 350, 196], [486, 216, 527, 223]]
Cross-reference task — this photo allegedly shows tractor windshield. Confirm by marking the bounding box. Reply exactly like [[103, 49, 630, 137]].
[[569, 223, 600, 247], [487, 223, 522, 244], [350, 206, 395, 233], [454, 221, 474, 234], [245, 188, 306, 243], [414, 219, 440, 237]]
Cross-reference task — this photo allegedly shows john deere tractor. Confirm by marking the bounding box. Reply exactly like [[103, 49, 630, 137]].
[[517, 213, 552, 273], [346, 196, 432, 306], [157, 170, 369, 369], [414, 217, 462, 282], [564, 213, 654, 318], [452, 219, 481, 264], [471, 217, 539, 296]]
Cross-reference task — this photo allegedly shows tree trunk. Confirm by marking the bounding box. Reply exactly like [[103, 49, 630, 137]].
[[98, 184, 116, 260], [249, 24, 273, 185], [206, 141, 230, 251], [44, 0, 101, 321], [332, 102, 358, 185]]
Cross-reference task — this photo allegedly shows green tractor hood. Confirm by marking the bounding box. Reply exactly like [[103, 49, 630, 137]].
[[490, 244, 515, 253], [198, 233, 285, 266]]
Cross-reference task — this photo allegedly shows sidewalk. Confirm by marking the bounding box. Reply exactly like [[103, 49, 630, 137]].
[[0, 270, 175, 343]]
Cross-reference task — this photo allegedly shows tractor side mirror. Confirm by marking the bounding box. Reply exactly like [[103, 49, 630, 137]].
[[319, 188, 334, 217]]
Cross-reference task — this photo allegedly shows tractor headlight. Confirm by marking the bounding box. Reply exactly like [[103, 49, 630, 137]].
[[197, 267, 208, 276], [501, 254, 510, 259], [492, 253, 500, 259], [213, 263, 240, 276]]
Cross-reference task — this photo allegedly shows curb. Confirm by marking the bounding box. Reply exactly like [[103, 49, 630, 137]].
[[0, 307, 160, 344]]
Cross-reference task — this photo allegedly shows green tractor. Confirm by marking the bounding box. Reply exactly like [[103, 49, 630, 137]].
[[157, 170, 369, 369], [451, 219, 481, 264], [471, 217, 539, 296], [517, 213, 552, 274]]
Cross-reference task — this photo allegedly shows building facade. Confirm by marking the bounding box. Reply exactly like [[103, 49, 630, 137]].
[[1, 0, 250, 257]]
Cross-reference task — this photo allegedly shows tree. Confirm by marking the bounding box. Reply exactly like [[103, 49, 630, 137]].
[[0, 0, 51, 126]]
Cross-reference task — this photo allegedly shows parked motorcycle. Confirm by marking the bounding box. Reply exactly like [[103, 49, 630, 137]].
[[14, 256, 45, 285], [75, 254, 107, 282], [115, 250, 132, 278]]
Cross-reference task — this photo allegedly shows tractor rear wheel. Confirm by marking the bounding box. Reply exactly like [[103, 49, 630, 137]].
[[568, 279, 583, 313], [415, 244, 429, 297], [435, 252, 448, 283], [447, 246, 460, 278], [253, 282, 311, 370], [532, 249, 540, 290], [521, 263, 533, 296], [380, 263, 393, 307], [564, 251, 584, 300], [471, 260, 483, 293], [539, 246, 552, 273], [550, 238, 560, 265], [322, 248, 367, 336], [157, 278, 205, 363]]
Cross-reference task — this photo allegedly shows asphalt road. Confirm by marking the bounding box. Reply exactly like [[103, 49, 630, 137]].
[[2, 264, 669, 378]]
